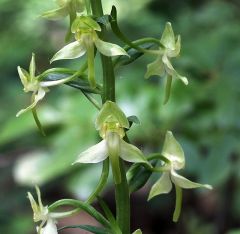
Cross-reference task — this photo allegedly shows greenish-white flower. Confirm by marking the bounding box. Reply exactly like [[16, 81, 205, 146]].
[[28, 186, 58, 234], [51, 16, 129, 88], [145, 23, 188, 104], [148, 131, 212, 200], [17, 54, 75, 117], [74, 101, 150, 184]]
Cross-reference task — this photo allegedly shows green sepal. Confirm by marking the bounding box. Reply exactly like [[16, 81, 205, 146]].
[[71, 16, 101, 33], [162, 131, 185, 170], [95, 101, 129, 130], [58, 225, 111, 234], [144, 55, 165, 79], [160, 22, 176, 50], [148, 172, 173, 200]]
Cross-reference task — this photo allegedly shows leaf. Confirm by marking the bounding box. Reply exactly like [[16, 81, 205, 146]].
[[94, 38, 129, 57], [127, 161, 156, 193], [50, 41, 87, 63], [148, 172, 173, 200], [58, 225, 110, 234], [114, 43, 155, 68]]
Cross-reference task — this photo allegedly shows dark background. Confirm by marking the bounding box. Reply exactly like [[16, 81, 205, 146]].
[[0, 0, 240, 233]]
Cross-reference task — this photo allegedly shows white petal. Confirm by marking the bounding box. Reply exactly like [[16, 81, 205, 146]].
[[171, 170, 212, 189], [17, 66, 29, 87], [145, 55, 165, 79], [94, 38, 129, 57], [42, 219, 58, 234], [148, 172, 172, 200], [73, 140, 108, 164], [50, 41, 87, 63]]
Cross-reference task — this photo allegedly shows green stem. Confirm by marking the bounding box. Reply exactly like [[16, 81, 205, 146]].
[[90, 1, 130, 233], [173, 185, 183, 222]]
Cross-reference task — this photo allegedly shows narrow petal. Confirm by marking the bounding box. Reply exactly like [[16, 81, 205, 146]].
[[42, 219, 58, 234], [162, 131, 185, 170], [145, 56, 165, 79], [162, 55, 188, 85], [17, 66, 29, 87], [27, 192, 39, 215], [119, 139, 149, 164], [73, 140, 108, 164], [148, 172, 173, 200], [16, 89, 46, 117], [167, 35, 181, 58], [171, 170, 212, 189], [94, 38, 129, 57], [29, 53, 36, 79], [50, 41, 87, 63], [41, 6, 68, 20]]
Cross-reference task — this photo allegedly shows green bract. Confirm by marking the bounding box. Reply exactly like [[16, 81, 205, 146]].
[[28, 186, 58, 234], [17, 54, 76, 117], [74, 101, 149, 184], [148, 131, 212, 200], [145, 22, 188, 104], [50, 16, 129, 88]]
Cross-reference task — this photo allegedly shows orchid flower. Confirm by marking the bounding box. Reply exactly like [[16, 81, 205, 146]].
[[28, 186, 58, 234], [50, 16, 128, 88], [148, 131, 212, 200], [17, 54, 76, 117], [148, 131, 212, 222], [145, 22, 188, 103], [74, 101, 150, 184]]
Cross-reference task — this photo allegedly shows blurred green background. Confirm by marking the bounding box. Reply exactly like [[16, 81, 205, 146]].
[[1, 0, 240, 233]]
